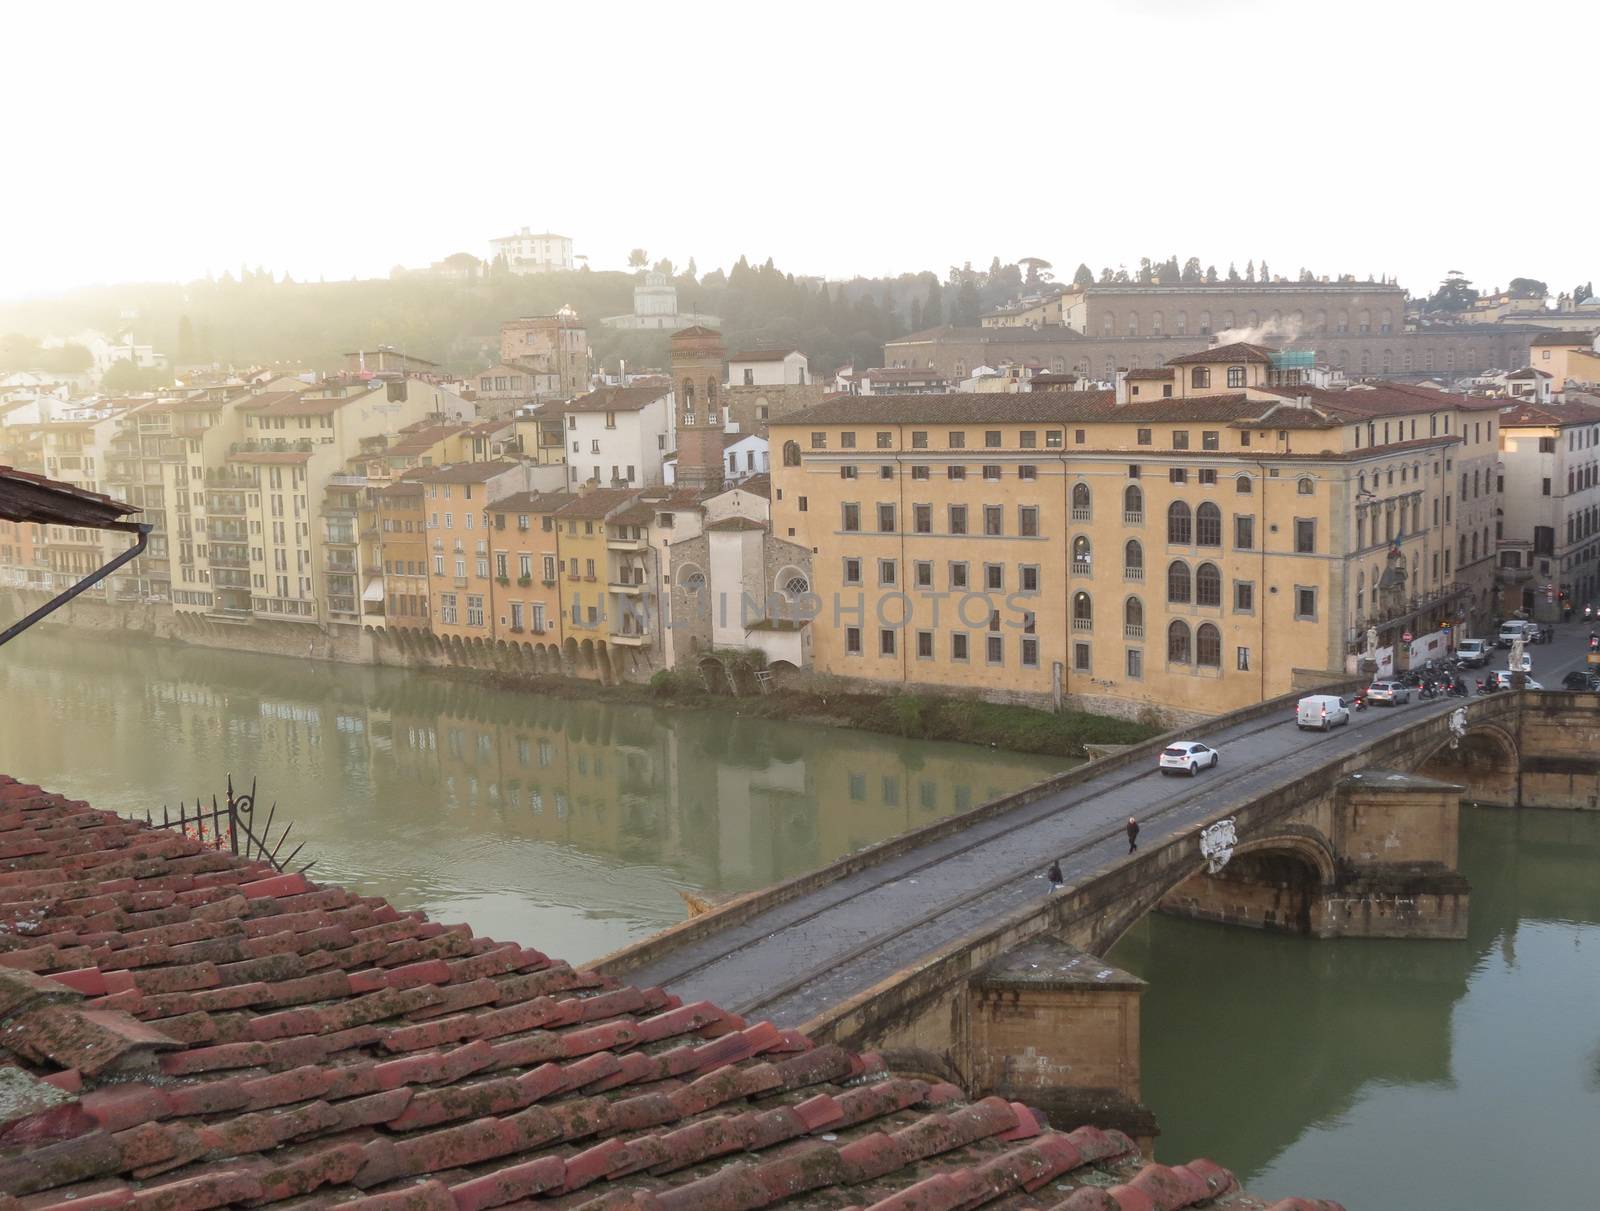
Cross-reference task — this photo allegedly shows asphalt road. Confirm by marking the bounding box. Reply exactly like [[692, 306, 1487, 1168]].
[[626, 619, 1598, 1029]]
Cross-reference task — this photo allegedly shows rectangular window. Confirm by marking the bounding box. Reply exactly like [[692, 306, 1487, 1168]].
[[1172, 431, 1190, 450], [948, 466, 967, 480], [840, 432, 857, 449], [1019, 506, 1039, 537], [985, 563, 1003, 591], [1235, 515, 1254, 549], [1020, 430, 1037, 449], [1022, 637, 1039, 667], [878, 559, 897, 586], [876, 431, 893, 449], [1021, 564, 1040, 593], [798, 496, 808, 512], [878, 503, 896, 532], [845, 626, 861, 654], [949, 505, 968, 534], [952, 632, 969, 661], [842, 503, 860, 531], [1295, 518, 1315, 553], [986, 635, 1004, 664], [1126, 648, 1143, 679], [1075, 429, 1087, 445], [1202, 430, 1219, 450], [1199, 469, 1217, 485], [1295, 586, 1317, 620], [1237, 646, 1251, 671], [1019, 464, 1037, 480], [912, 431, 928, 449], [949, 561, 968, 589], [982, 465, 1002, 480], [917, 630, 934, 658], [1046, 430, 1064, 448], [1073, 642, 1090, 672], [985, 430, 1002, 448], [915, 560, 933, 588], [914, 504, 932, 533], [912, 465, 930, 480], [879, 628, 895, 655], [810, 432, 827, 449], [1227, 366, 1246, 388], [1137, 428, 1152, 446], [842, 557, 863, 586], [1540, 437, 1556, 453], [1543, 478, 1552, 496], [1170, 468, 1187, 484], [839, 465, 857, 480], [1234, 581, 1254, 612], [949, 431, 966, 449], [984, 505, 1003, 536]]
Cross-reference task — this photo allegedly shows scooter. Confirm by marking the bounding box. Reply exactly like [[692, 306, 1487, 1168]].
[[1352, 692, 1369, 711]]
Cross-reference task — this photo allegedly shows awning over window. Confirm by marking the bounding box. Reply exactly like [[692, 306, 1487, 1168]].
[[362, 578, 384, 603]]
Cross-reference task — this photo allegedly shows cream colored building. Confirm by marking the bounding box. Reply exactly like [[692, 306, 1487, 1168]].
[[771, 342, 1491, 720]]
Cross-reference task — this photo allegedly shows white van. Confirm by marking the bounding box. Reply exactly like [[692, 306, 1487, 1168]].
[[1497, 620, 1534, 648], [1297, 694, 1350, 731]]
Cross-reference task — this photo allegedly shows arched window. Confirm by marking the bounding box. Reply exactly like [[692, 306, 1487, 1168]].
[[1168, 619, 1191, 664], [1072, 483, 1092, 519], [1127, 313, 1138, 336], [1151, 310, 1163, 336], [1297, 477, 1314, 495], [782, 440, 801, 466], [1195, 562, 1222, 606], [1168, 501, 1192, 544], [1176, 311, 1188, 335], [1191, 366, 1211, 389], [785, 574, 810, 596], [1167, 560, 1192, 604], [1072, 535, 1092, 572], [706, 379, 719, 417], [1459, 536, 1468, 565], [1235, 473, 1253, 494], [1196, 623, 1222, 667], [1124, 484, 1143, 519], [681, 379, 695, 419], [1200, 310, 1213, 335], [1314, 309, 1327, 334], [680, 566, 707, 593], [1124, 596, 1144, 638], [1196, 502, 1222, 546], [1072, 591, 1093, 627], [1102, 312, 1115, 337], [1124, 539, 1143, 576], [1356, 569, 1364, 613]]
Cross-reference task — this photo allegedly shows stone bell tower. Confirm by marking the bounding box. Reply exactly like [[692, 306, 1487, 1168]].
[[670, 325, 727, 493]]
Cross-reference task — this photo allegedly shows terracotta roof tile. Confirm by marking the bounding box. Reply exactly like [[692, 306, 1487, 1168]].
[[0, 776, 1338, 1210], [1165, 342, 1275, 366], [564, 387, 671, 415]]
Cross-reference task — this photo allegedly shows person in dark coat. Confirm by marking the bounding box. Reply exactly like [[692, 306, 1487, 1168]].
[[1127, 817, 1140, 853], [1046, 859, 1063, 894]]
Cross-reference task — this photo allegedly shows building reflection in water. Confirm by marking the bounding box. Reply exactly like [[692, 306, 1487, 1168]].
[[0, 632, 1066, 961]]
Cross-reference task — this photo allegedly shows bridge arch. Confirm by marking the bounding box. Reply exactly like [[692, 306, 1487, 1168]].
[[1414, 722, 1518, 806]]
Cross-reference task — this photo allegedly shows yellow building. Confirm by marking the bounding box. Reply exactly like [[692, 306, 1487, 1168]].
[[1529, 331, 1600, 392], [413, 462, 533, 644], [771, 342, 1487, 720], [552, 489, 637, 670], [488, 490, 573, 644]]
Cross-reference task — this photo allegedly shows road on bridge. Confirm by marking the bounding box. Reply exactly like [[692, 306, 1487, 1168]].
[[621, 620, 1597, 1030]]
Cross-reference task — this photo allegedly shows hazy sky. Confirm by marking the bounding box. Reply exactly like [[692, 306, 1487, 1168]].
[[4, 0, 1596, 303]]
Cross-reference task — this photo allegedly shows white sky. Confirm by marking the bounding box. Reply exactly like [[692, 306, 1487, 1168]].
[[2, 0, 1595, 303]]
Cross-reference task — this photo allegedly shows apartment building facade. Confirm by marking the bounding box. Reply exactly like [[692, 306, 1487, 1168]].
[[1496, 398, 1600, 617], [499, 310, 588, 398], [770, 344, 1482, 719], [488, 490, 572, 643], [377, 481, 430, 628], [561, 386, 672, 489]]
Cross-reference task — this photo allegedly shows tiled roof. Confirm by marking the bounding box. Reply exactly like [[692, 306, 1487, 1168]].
[[670, 326, 723, 341], [705, 517, 767, 532], [555, 488, 638, 520], [406, 461, 522, 485], [380, 481, 426, 498], [235, 392, 365, 418], [611, 504, 657, 526], [863, 369, 946, 382], [0, 776, 1320, 1211], [493, 491, 575, 515], [1122, 369, 1174, 381], [0, 466, 139, 528], [1165, 343, 1275, 366], [388, 427, 470, 457], [1498, 399, 1600, 427], [564, 388, 670, 415], [1504, 367, 1551, 380], [728, 350, 797, 363], [1530, 329, 1597, 346]]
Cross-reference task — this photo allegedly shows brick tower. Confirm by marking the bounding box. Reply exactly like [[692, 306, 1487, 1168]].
[[670, 325, 727, 493]]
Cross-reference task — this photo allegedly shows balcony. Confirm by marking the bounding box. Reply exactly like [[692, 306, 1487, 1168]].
[[1070, 561, 1092, 578], [209, 553, 250, 570], [608, 629, 651, 647], [608, 580, 645, 596], [326, 554, 359, 574], [1124, 624, 1145, 640], [325, 526, 358, 546], [207, 494, 247, 517], [327, 474, 367, 488], [1071, 618, 1092, 633], [1496, 564, 1533, 583], [1124, 511, 1143, 525], [206, 606, 254, 623], [607, 534, 648, 552], [1071, 508, 1091, 522], [328, 596, 359, 615], [212, 569, 252, 589], [209, 523, 248, 541], [1124, 566, 1144, 582]]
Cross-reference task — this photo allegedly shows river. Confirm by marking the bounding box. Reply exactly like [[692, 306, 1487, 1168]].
[[0, 631, 1066, 961], [3, 632, 1597, 1207]]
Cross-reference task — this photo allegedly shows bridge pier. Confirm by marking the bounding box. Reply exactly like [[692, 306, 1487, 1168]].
[[1159, 769, 1470, 940]]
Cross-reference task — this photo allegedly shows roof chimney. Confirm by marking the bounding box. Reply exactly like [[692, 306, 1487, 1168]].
[[1113, 368, 1130, 406]]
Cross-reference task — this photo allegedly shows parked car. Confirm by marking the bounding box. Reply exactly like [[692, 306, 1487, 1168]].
[[1561, 670, 1600, 691], [1366, 679, 1412, 706], [1497, 620, 1535, 648], [1159, 741, 1219, 776], [1455, 639, 1489, 668], [1296, 694, 1351, 731]]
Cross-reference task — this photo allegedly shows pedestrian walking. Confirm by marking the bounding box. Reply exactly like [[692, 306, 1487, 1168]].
[[1126, 816, 1140, 853], [1045, 859, 1063, 895]]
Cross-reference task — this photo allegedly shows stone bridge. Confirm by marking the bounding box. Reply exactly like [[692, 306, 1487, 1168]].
[[598, 689, 1600, 1146]]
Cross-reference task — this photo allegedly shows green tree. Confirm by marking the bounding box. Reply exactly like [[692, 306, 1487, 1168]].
[[1181, 257, 1202, 284], [176, 314, 196, 364], [924, 278, 944, 327], [102, 360, 172, 392], [1073, 263, 1094, 288], [627, 248, 648, 268], [1019, 257, 1053, 287], [652, 257, 674, 277], [955, 279, 981, 326], [1136, 256, 1153, 284], [1204, 265, 1219, 284], [684, 257, 698, 282], [1428, 270, 1478, 312], [1508, 277, 1548, 298], [1099, 267, 1114, 284], [1245, 260, 1255, 282], [1226, 262, 1240, 283]]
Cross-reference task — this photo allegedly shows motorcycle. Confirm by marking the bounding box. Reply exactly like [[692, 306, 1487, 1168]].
[[1352, 692, 1369, 712]]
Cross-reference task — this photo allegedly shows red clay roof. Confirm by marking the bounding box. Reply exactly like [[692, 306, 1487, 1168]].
[[0, 466, 140, 528], [1498, 399, 1600, 427], [493, 490, 576, 515], [1165, 342, 1275, 366], [1530, 329, 1596, 346], [1122, 369, 1175, 381], [564, 388, 670, 415], [226, 451, 313, 466], [728, 350, 797, 363], [0, 776, 1337, 1211], [406, 461, 522, 485]]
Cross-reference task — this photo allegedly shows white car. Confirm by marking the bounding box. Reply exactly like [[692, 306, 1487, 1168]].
[[1160, 741, 1219, 776]]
